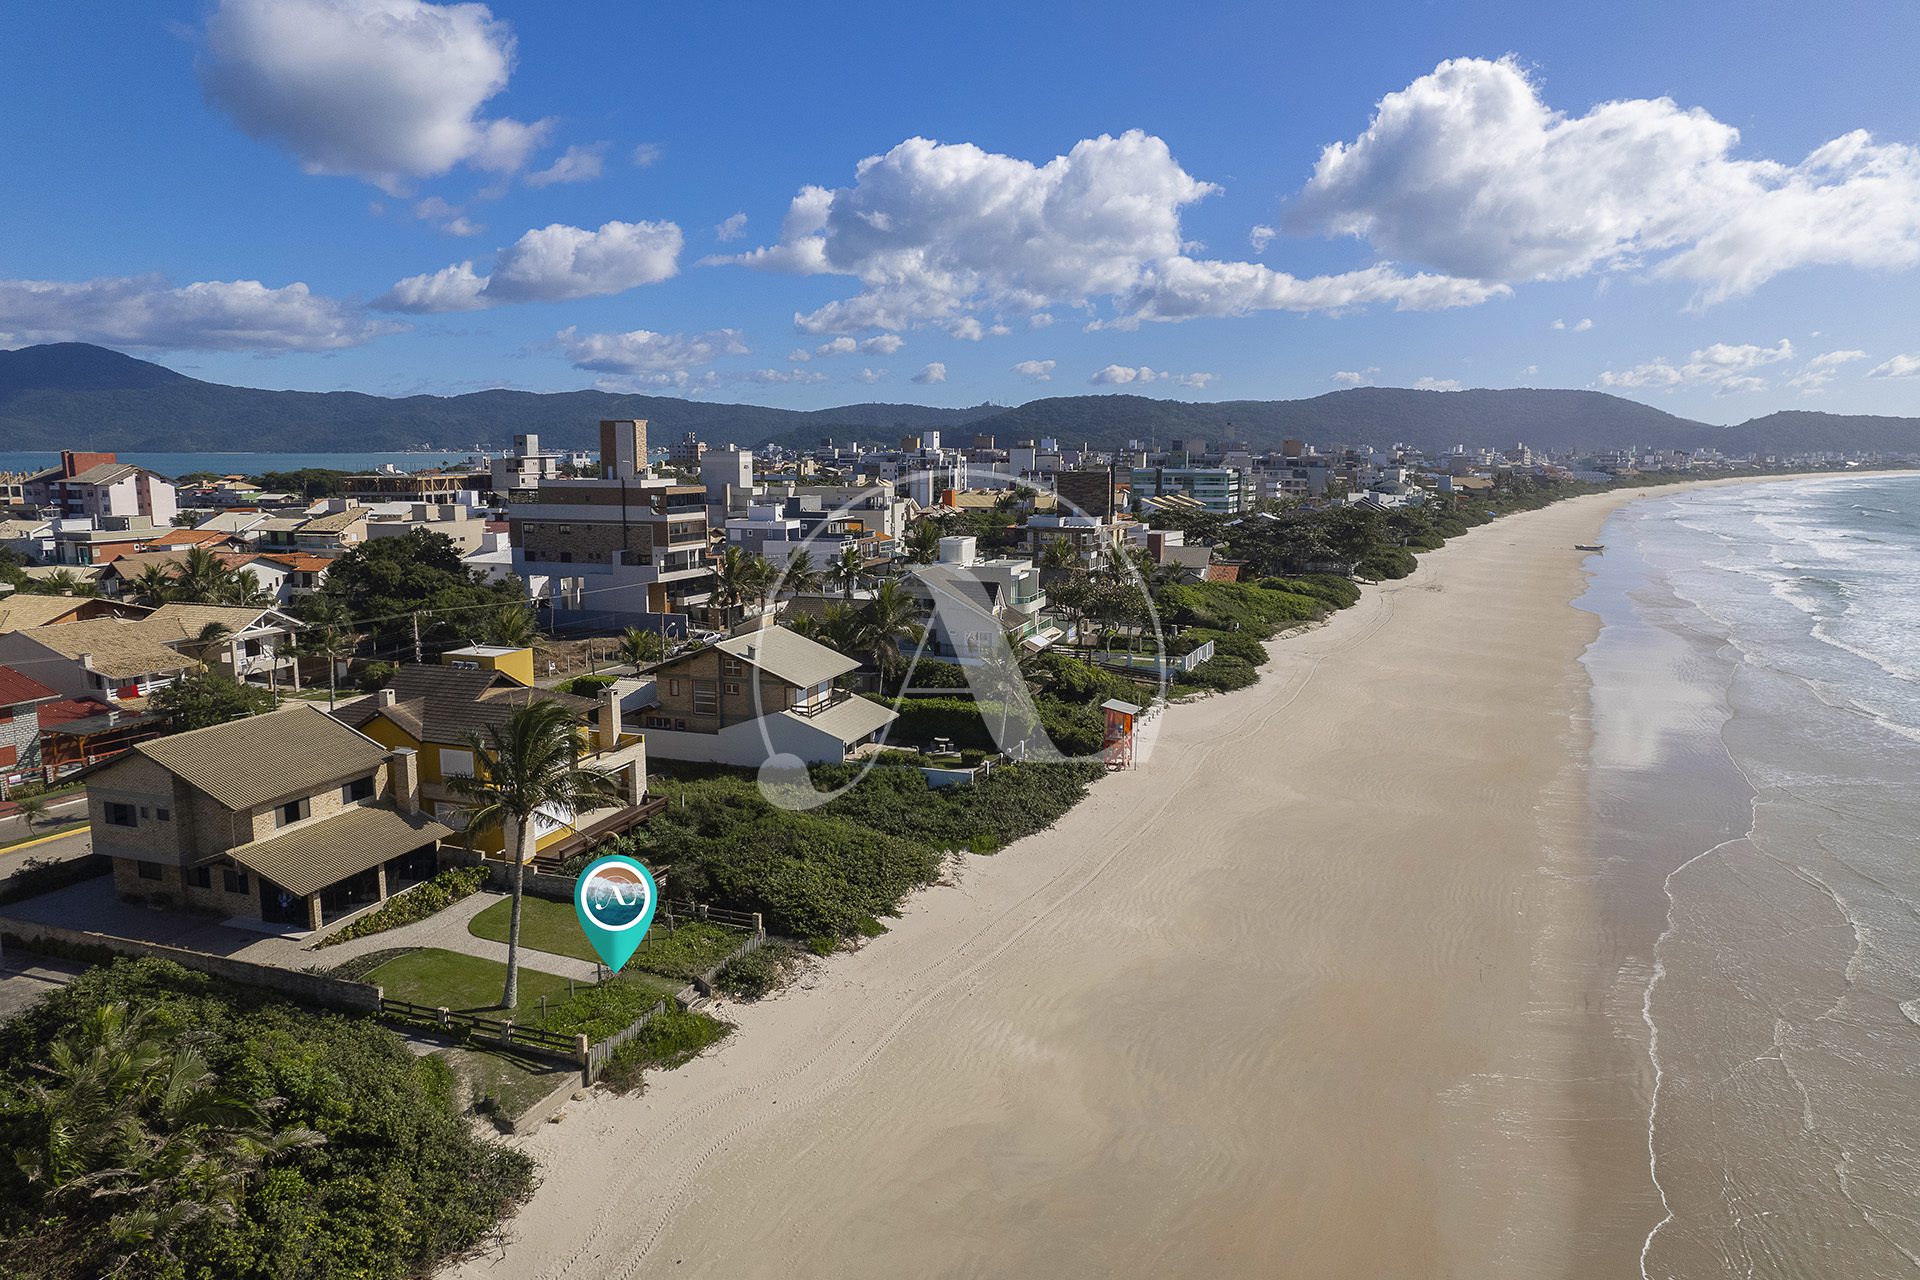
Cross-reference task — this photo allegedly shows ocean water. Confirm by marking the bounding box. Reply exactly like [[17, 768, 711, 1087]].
[[1583, 475, 1920, 1278], [0, 450, 485, 478]]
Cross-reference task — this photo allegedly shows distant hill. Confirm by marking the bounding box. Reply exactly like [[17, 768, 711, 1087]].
[[1, 343, 1915, 459]]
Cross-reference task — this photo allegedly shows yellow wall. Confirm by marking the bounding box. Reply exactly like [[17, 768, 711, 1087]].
[[440, 646, 535, 687]]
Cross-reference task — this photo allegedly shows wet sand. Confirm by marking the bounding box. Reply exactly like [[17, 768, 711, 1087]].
[[448, 488, 1727, 1280]]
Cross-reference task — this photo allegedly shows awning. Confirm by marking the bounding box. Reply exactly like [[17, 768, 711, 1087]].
[[1021, 626, 1066, 652], [226, 804, 454, 898], [780, 695, 898, 745]]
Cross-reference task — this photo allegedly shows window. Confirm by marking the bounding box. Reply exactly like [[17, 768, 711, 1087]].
[[186, 866, 212, 889], [154, 807, 171, 822], [277, 798, 310, 827], [136, 861, 162, 881], [691, 680, 718, 714], [722, 657, 743, 677], [668, 678, 682, 696], [342, 775, 375, 802], [104, 802, 137, 828], [439, 747, 475, 778], [724, 681, 741, 696], [558, 550, 573, 563], [223, 868, 249, 894]]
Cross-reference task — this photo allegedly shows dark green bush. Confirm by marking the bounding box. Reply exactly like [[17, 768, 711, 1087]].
[[314, 866, 488, 948], [597, 1007, 731, 1093]]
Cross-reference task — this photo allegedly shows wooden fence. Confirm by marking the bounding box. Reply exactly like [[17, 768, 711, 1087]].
[[377, 997, 587, 1065]]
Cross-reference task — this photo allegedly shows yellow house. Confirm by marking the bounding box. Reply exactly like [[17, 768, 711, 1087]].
[[333, 651, 649, 865]]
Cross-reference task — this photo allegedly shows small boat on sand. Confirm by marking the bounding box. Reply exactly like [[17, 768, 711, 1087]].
[[1575, 543, 1605, 552]]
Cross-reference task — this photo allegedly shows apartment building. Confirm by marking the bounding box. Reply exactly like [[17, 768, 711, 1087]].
[[23, 452, 179, 527], [508, 419, 716, 632]]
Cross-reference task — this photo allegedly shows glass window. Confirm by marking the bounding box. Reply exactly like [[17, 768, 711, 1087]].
[[186, 865, 212, 889], [691, 680, 718, 714], [724, 681, 741, 696], [136, 861, 162, 880], [277, 798, 309, 827], [439, 748, 475, 778], [104, 802, 137, 828], [154, 807, 171, 822], [343, 775, 375, 802], [223, 868, 249, 894]]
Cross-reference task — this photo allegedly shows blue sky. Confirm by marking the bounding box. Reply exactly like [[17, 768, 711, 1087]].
[[3, 0, 1918, 423]]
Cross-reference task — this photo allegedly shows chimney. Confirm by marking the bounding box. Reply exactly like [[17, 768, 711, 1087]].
[[598, 684, 622, 752], [376, 687, 397, 707], [389, 748, 421, 813]]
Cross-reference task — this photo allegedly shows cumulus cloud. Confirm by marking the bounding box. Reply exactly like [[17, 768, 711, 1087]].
[[814, 334, 903, 357], [788, 348, 811, 362], [0, 274, 399, 352], [1013, 359, 1056, 381], [1869, 353, 1920, 378], [377, 219, 683, 310], [852, 368, 887, 384], [714, 130, 1492, 335], [1552, 317, 1593, 332], [911, 361, 947, 384], [1787, 347, 1870, 393], [1412, 376, 1462, 391], [1598, 338, 1794, 393], [630, 142, 663, 168], [557, 325, 747, 376], [1290, 56, 1920, 305], [1249, 224, 1277, 252], [715, 212, 749, 242], [198, 0, 551, 192], [741, 368, 826, 386], [1331, 367, 1378, 386], [525, 143, 606, 187], [411, 196, 481, 236], [1090, 364, 1215, 389], [1029, 312, 1055, 328]]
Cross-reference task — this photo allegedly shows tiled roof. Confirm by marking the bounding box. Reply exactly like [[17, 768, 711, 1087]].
[[134, 704, 389, 812], [784, 695, 896, 744], [65, 462, 142, 487], [0, 665, 58, 708], [0, 595, 94, 631], [18, 619, 198, 679], [148, 529, 236, 547], [332, 665, 595, 746], [144, 603, 285, 639], [225, 803, 453, 898], [298, 508, 368, 534], [712, 626, 859, 688]]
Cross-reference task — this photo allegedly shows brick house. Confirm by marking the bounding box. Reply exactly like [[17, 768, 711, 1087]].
[[85, 704, 453, 931], [0, 665, 60, 794]]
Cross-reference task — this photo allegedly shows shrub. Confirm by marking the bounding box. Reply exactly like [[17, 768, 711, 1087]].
[[356, 660, 397, 692], [627, 920, 747, 981], [558, 673, 618, 696], [598, 1007, 731, 1093], [313, 865, 488, 947], [715, 943, 799, 1000], [542, 973, 673, 1042], [0, 853, 109, 906]]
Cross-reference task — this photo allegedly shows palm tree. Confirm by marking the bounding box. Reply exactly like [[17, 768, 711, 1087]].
[[1038, 536, 1081, 573], [902, 519, 942, 565], [448, 700, 624, 1009], [295, 622, 354, 709], [35, 569, 82, 596], [859, 579, 926, 688], [172, 547, 233, 604], [778, 549, 823, 599], [215, 568, 272, 608], [128, 564, 178, 607], [831, 543, 865, 600], [711, 546, 772, 620], [186, 621, 235, 671], [479, 602, 538, 649], [12, 793, 48, 832], [616, 626, 666, 670]]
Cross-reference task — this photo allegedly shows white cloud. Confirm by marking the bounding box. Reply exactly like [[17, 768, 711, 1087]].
[[0, 274, 399, 352], [378, 219, 683, 310], [1331, 367, 1378, 386], [1013, 359, 1056, 381], [1552, 317, 1593, 332], [813, 334, 903, 357], [1290, 56, 1920, 305], [1412, 376, 1462, 391], [1521, 364, 1539, 376], [715, 130, 1491, 334], [198, 0, 551, 192], [1090, 364, 1215, 389], [441, 215, 482, 237], [947, 317, 986, 341], [852, 368, 887, 384], [630, 142, 663, 168], [1869, 353, 1920, 378], [911, 361, 947, 384], [788, 348, 811, 362], [1807, 348, 1868, 368], [1249, 224, 1276, 252], [412, 196, 481, 236], [1598, 338, 1794, 393], [557, 326, 748, 376], [525, 143, 606, 187], [1028, 312, 1055, 328], [1787, 348, 1870, 393], [715, 212, 749, 242], [741, 368, 826, 386]]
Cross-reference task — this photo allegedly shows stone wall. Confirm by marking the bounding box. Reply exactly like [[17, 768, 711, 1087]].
[[0, 914, 382, 1012]]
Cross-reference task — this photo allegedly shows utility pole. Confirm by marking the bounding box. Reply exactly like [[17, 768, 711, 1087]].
[[412, 612, 423, 665]]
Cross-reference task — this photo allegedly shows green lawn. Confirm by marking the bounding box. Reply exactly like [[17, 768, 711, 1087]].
[[436, 1045, 574, 1122], [467, 896, 746, 979], [365, 947, 577, 1014]]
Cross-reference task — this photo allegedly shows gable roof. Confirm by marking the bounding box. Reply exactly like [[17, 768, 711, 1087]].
[[711, 626, 859, 688], [133, 704, 389, 811], [0, 595, 98, 631], [298, 507, 368, 534], [144, 603, 290, 639], [17, 618, 198, 679], [66, 462, 142, 487], [331, 664, 595, 745], [148, 528, 239, 548], [0, 665, 58, 708], [225, 803, 454, 899]]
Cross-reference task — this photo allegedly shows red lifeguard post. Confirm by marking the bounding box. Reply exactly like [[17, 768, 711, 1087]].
[[1101, 699, 1141, 770]]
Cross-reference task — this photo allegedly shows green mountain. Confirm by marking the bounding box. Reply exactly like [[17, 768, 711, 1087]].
[[2, 344, 1915, 458]]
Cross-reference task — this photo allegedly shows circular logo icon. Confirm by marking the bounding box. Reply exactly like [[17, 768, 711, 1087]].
[[578, 860, 653, 932]]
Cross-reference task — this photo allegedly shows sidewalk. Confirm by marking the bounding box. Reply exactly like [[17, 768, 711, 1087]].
[[288, 890, 602, 982]]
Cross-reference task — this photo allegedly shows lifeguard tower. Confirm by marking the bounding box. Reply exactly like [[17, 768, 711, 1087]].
[[1101, 698, 1141, 770]]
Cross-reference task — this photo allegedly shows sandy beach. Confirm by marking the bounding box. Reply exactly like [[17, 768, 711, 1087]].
[[448, 487, 1706, 1280]]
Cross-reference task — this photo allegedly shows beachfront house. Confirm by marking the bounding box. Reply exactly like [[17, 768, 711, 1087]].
[[85, 704, 454, 930]]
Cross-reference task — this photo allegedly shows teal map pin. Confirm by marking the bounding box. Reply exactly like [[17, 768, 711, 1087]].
[[573, 854, 658, 973]]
